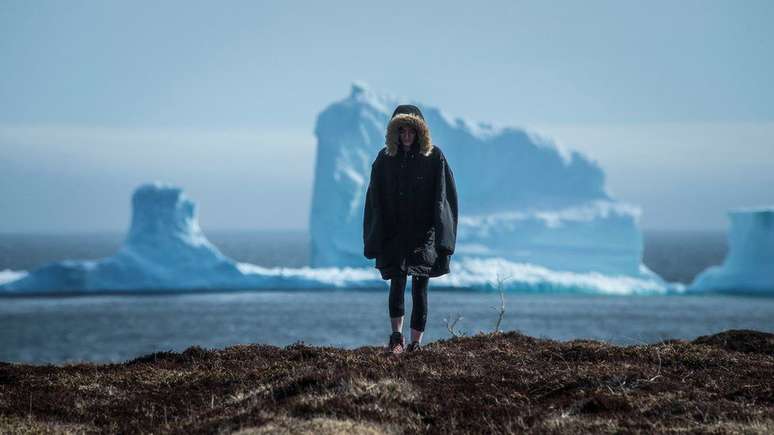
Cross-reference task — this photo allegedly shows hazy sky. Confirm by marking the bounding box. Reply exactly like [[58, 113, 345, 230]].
[[1, 0, 772, 232]]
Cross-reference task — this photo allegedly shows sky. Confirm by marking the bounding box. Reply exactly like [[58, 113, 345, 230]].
[[1, 0, 772, 232]]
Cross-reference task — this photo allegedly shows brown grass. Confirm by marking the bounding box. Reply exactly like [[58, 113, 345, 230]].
[[1, 329, 772, 434]]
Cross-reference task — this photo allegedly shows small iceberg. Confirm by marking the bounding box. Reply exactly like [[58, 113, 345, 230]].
[[689, 208, 774, 295]]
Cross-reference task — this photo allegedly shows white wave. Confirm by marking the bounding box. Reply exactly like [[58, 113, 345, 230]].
[[0, 256, 684, 295], [237, 257, 682, 295], [0, 269, 28, 285]]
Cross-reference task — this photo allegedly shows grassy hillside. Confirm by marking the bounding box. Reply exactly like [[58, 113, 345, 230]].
[[1, 330, 772, 434]]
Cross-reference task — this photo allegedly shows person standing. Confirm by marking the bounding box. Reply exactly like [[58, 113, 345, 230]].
[[363, 104, 459, 354]]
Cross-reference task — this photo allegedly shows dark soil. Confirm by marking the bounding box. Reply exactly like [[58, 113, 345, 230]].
[[1, 329, 772, 434]]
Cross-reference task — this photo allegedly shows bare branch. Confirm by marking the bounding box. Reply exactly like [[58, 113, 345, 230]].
[[443, 312, 465, 337], [492, 270, 511, 333]]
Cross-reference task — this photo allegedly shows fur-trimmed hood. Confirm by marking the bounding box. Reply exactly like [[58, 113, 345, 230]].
[[385, 105, 434, 157]]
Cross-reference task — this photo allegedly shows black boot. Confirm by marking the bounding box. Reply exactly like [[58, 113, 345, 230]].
[[388, 331, 404, 354]]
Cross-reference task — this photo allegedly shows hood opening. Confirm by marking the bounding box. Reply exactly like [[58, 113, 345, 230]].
[[385, 112, 434, 157]]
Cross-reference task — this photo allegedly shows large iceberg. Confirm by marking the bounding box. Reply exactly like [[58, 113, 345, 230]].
[[689, 208, 774, 294], [311, 83, 660, 278]]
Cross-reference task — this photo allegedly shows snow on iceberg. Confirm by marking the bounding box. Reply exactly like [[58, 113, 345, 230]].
[[310, 82, 663, 280], [0, 269, 27, 285], [689, 208, 774, 294]]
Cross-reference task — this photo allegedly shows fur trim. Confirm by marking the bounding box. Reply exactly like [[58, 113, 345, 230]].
[[385, 113, 434, 157]]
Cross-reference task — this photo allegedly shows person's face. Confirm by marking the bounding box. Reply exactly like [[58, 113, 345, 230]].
[[399, 125, 416, 147]]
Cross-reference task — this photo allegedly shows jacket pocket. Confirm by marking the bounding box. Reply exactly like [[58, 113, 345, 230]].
[[411, 228, 438, 266]]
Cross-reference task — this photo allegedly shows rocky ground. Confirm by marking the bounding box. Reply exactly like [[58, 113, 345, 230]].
[[1, 329, 772, 434]]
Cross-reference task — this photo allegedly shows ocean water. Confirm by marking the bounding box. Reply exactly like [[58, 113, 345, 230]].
[[2, 230, 772, 365]]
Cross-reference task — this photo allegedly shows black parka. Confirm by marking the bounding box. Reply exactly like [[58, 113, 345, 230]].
[[363, 105, 459, 280]]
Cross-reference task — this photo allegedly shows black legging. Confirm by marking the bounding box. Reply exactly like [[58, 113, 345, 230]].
[[388, 272, 429, 332]]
